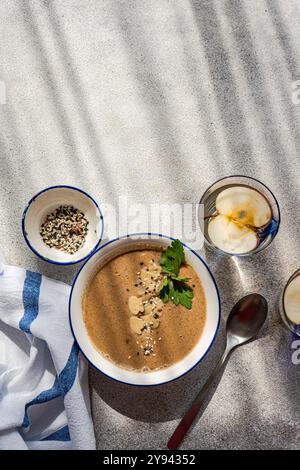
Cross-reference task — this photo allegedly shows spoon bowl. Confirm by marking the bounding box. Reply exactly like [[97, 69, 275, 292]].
[[227, 293, 268, 348]]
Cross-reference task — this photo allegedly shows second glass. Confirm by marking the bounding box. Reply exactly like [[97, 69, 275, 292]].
[[279, 269, 300, 337]]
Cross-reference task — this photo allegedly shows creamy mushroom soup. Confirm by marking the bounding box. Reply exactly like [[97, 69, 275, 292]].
[[82, 249, 206, 372]]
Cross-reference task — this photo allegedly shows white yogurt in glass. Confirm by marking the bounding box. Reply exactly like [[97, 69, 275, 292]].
[[284, 274, 300, 325], [280, 269, 300, 336]]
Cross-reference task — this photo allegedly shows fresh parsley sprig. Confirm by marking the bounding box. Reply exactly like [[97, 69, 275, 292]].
[[158, 240, 194, 309]]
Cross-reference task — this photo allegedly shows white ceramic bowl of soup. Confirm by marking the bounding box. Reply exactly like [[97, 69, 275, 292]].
[[69, 233, 221, 386]]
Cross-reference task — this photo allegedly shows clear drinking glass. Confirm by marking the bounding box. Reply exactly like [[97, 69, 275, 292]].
[[279, 269, 300, 337], [199, 175, 281, 256]]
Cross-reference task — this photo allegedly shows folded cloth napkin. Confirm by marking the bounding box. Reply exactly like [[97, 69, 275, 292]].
[[0, 254, 96, 450]]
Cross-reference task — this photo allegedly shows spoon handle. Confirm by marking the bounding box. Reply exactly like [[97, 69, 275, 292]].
[[167, 347, 231, 450]]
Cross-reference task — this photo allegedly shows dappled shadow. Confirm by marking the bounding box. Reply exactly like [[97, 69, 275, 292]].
[[45, 3, 116, 198], [267, 0, 300, 77], [188, 0, 255, 173]]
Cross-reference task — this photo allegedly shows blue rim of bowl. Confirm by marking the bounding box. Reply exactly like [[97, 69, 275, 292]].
[[69, 232, 221, 387], [199, 174, 281, 257], [22, 185, 104, 266]]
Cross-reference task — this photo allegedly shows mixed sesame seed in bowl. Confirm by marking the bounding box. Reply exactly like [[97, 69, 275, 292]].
[[22, 185, 104, 265]]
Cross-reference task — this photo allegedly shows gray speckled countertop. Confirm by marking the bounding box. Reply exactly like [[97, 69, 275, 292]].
[[0, 0, 299, 450]]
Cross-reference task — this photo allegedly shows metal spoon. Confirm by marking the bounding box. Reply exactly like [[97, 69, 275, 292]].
[[167, 293, 268, 450]]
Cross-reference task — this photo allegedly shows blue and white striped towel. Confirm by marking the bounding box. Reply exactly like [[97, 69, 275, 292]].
[[0, 254, 96, 450]]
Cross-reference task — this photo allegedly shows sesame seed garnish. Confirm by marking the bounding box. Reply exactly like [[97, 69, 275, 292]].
[[40, 205, 88, 254]]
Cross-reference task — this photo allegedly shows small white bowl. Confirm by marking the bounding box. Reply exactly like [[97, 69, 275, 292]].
[[22, 185, 104, 265], [69, 233, 221, 386]]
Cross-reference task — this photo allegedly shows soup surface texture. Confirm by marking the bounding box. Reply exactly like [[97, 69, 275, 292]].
[[82, 249, 206, 371]]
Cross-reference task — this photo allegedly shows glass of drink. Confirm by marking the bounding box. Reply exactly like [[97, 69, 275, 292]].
[[199, 175, 280, 256], [280, 269, 300, 337]]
